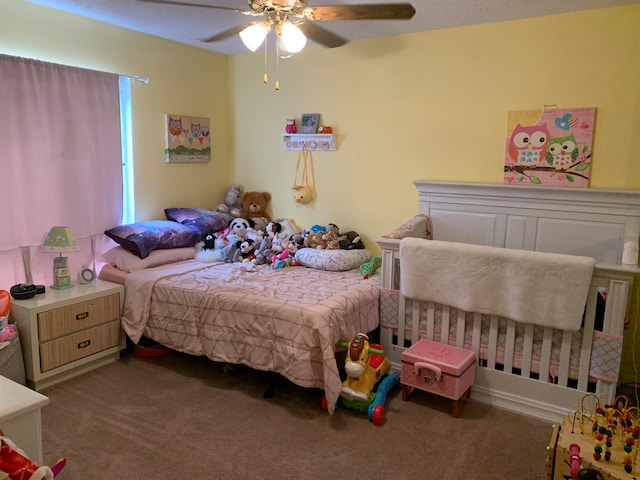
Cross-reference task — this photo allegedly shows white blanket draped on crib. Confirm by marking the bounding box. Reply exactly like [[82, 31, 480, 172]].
[[399, 238, 595, 331]]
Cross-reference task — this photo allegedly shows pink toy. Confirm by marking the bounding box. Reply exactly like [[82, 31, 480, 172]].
[[285, 118, 297, 134]]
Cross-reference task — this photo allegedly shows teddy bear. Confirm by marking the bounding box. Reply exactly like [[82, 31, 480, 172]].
[[216, 184, 243, 218], [242, 191, 272, 222]]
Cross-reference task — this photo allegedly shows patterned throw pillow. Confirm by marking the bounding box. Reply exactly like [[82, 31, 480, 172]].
[[105, 220, 201, 259], [165, 207, 233, 236]]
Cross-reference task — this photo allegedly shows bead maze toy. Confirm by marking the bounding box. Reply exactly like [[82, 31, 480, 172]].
[[546, 393, 640, 479], [322, 333, 399, 425]]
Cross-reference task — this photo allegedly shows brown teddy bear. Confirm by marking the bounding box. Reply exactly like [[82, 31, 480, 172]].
[[242, 191, 272, 222]]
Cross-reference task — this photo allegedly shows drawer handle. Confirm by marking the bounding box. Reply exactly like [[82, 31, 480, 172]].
[[76, 311, 90, 320], [78, 340, 91, 349]]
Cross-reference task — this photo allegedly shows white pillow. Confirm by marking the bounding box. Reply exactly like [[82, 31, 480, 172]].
[[101, 246, 196, 272], [294, 248, 372, 272]]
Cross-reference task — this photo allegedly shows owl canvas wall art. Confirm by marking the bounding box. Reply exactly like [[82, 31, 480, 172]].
[[164, 114, 211, 163], [504, 107, 595, 188]]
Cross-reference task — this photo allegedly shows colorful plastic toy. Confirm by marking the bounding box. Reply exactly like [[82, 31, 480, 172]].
[[322, 333, 399, 425]]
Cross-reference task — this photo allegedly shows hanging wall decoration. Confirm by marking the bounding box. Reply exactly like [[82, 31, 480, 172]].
[[503, 107, 596, 188], [292, 148, 314, 204], [164, 114, 211, 163]]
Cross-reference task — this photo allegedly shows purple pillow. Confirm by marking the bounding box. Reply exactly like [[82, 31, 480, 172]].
[[105, 220, 201, 259], [164, 208, 233, 236]]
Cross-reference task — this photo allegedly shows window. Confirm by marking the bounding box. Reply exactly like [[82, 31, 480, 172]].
[[119, 76, 135, 225]]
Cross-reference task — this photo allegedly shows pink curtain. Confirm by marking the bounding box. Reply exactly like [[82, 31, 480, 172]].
[[0, 55, 122, 287]]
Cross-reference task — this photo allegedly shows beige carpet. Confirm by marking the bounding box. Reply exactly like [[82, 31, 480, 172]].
[[40, 349, 553, 479]]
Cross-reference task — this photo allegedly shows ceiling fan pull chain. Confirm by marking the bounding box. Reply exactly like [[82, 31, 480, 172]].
[[275, 35, 280, 91], [263, 37, 269, 85]]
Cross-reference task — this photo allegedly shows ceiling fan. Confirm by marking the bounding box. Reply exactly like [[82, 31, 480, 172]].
[[136, 0, 416, 50]]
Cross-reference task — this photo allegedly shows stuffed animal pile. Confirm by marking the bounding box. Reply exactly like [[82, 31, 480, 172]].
[[195, 201, 366, 269]]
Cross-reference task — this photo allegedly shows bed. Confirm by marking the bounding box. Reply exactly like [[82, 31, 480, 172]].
[[99, 247, 380, 414], [376, 181, 640, 423]]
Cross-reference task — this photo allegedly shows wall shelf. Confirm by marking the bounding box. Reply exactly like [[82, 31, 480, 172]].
[[281, 133, 337, 151]]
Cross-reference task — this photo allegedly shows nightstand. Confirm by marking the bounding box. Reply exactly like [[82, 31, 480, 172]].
[[10, 280, 125, 391]]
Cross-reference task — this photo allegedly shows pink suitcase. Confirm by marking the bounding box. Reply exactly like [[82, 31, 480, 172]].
[[400, 339, 477, 417]]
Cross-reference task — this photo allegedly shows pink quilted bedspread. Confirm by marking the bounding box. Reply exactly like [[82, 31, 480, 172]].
[[121, 260, 380, 413]]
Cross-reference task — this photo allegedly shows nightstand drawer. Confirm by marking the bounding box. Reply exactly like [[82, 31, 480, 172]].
[[39, 319, 122, 372], [37, 293, 120, 342]]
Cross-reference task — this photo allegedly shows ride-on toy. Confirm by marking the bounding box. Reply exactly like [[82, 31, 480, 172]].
[[322, 333, 399, 425]]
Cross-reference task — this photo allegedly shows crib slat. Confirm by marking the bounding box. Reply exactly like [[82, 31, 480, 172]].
[[503, 319, 516, 374], [577, 286, 598, 392], [441, 305, 450, 345], [410, 301, 420, 345], [486, 315, 499, 369], [426, 302, 435, 341], [539, 327, 553, 383], [471, 313, 482, 359], [397, 294, 406, 347], [455, 310, 466, 349], [557, 330, 573, 386], [521, 324, 534, 378]]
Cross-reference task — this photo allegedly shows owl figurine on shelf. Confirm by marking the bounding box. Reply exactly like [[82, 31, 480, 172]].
[[545, 134, 578, 171], [507, 123, 550, 167], [285, 118, 297, 134]]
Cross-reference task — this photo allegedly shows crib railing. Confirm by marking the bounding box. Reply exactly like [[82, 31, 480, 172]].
[[376, 236, 636, 422]]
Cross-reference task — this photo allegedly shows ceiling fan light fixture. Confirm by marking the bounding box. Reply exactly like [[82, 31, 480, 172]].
[[239, 22, 270, 52], [279, 21, 307, 54]]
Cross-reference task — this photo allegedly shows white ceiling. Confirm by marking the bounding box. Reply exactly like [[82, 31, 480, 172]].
[[26, 0, 640, 56]]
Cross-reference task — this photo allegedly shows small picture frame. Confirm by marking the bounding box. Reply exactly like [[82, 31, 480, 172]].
[[299, 113, 320, 134]]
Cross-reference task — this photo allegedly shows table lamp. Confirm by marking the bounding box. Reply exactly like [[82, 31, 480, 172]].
[[42, 226, 80, 289]]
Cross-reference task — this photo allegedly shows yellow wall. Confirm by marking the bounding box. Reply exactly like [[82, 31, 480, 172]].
[[230, 5, 640, 248], [4, 1, 638, 248], [1, 0, 232, 222]]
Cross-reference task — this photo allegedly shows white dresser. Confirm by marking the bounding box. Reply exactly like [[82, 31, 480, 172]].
[[0, 375, 49, 464]]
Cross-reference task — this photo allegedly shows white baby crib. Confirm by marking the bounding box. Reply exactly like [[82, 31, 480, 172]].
[[376, 181, 640, 422]]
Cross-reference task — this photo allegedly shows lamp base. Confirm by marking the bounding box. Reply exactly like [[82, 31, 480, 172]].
[[50, 284, 73, 290]]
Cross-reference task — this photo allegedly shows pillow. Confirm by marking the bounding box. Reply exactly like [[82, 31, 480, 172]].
[[294, 248, 372, 272], [165, 208, 233, 236], [104, 220, 201, 259], [101, 246, 196, 272], [381, 214, 432, 240]]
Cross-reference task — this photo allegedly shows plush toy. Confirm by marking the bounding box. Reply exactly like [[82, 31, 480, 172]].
[[242, 191, 272, 222], [228, 217, 252, 240], [0, 434, 65, 479], [285, 118, 297, 134], [338, 230, 365, 250], [195, 233, 222, 262], [235, 239, 256, 263], [292, 185, 313, 205], [360, 257, 382, 279], [323, 223, 340, 250], [306, 232, 326, 249], [216, 184, 244, 218], [254, 236, 274, 265], [287, 234, 305, 255]]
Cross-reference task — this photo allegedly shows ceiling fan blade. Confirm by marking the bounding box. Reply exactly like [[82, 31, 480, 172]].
[[306, 3, 416, 21], [202, 23, 252, 43], [136, 0, 252, 15], [297, 21, 347, 48]]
